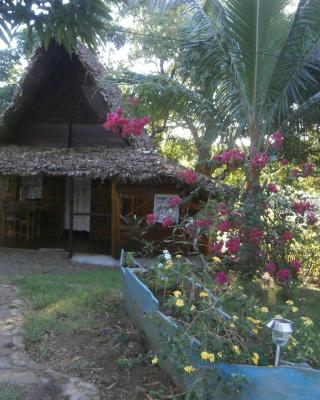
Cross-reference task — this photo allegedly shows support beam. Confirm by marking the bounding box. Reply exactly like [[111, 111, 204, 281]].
[[111, 180, 120, 258], [68, 177, 74, 258]]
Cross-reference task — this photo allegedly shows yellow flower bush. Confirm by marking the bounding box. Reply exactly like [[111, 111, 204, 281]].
[[175, 299, 184, 307], [184, 365, 195, 374], [201, 351, 215, 362], [252, 352, 259, 365], [292, 306, 298, 313], [151, 356, 158, 365], [301, 317, 314, 326], [190, 305, 196, 311], [199, 291, 209, 298], [233, 345, 241, 355], [286, 300, 294, 305], [260, 307, 268, 313], [173, 290, 182, 297]]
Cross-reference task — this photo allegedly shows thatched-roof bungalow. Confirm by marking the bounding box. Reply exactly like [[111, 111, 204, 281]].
[[0, 42, 227, 258]]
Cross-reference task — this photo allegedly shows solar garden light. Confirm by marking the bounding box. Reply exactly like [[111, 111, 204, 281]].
[[266, 317, 294, 367]]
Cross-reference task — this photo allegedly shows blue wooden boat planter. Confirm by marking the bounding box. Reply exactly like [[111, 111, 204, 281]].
[[121, 266, 320, 400]]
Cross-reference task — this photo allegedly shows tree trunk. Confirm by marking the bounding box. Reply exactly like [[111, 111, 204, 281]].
[[238, 121, 263, 272]]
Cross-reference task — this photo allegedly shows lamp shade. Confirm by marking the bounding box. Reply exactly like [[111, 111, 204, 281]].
[[266, 317, 294, 347]]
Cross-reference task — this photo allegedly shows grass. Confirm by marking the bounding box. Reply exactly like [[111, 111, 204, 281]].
[[12, 270, 122, 343], [0, 385, 23, 400], [238, 278, 320, 324]]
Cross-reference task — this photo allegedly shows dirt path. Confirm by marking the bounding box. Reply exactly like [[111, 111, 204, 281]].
[[0, 283, 102, 399], [0, 248, 106, 282]]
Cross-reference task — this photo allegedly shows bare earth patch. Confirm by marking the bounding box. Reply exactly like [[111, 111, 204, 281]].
[[27, 302, 177, 399]]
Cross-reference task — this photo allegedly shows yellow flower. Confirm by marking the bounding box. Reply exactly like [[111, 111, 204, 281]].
[[199, 291, 209, 298], [165, 260, 173, 269], [286, 300, 294, 306], [184, 365, 195, 374], [173, 290, 182, 298], [175, 299, 184, 307], [252, 328, 259, 335], [233, 345, 241, 355], [175, 254, 182, 259], [151, 356, 158, 365], [252, 353, 259, 366], [260, 307, 269, 313], [217, 352, 223, 358], [212, 257, 221, 263], [275, 314, 283, 319], [201, 351, 209, 360], [301, 317, 314, 326], [232, 315, 239, 321], [246, 317, 261, 325], [201, 351, 215, 362], [190, 305, 196, 312], [292, 306, 298, 313], [229, 323, 235, 329]]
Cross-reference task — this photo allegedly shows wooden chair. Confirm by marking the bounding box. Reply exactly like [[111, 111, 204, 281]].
[[2, 200, 21, 238]]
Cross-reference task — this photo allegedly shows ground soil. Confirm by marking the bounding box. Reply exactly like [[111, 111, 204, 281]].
[[26, 301, 179, 400]]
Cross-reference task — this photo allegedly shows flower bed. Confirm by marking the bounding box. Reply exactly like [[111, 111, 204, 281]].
[[121, 256, 320, 400]]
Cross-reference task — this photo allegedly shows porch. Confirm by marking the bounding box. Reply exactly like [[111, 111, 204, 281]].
[[0, 174, 181, 258]]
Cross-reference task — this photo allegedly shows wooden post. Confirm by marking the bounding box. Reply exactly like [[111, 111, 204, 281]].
[[111, 180, 120, 258], [68, 177, 74, 258]]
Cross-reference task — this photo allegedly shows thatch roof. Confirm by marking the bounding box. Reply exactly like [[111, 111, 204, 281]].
[[0, 42, 233, 197], [0, 42, 120, 141], [0, 145, 231, 196]]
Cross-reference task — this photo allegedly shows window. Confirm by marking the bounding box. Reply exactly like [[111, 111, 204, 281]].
[[20, 177, 43, 200]]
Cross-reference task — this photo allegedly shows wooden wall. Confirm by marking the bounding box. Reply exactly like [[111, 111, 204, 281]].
[[117, 183, 183, 255]]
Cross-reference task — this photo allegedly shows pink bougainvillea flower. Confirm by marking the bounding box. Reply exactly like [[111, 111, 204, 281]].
[[280, 159, 289, 166], [103, 109, 149, 137], [268, 130, 283, 150], [217, 202, 228, 216], [248, 227, 264, 244], [146, 213, 156, 225], [267, 183, 278, 193], [265, 262, 276, 275], [219, 220, 231, 233], [215, 271, 230, 286], [195, 219, 212, 229], [226, 237, 241, 254], [292, 201, 312, 215], [307, 212, 318, 225], [277, 269, 291, 282], [290, 260, 302, 271], [162, 216, 175, 228], [251, 153, 269, 169], [208, 240, 224, 256], [169, 196, 181, 208], [301, 162, 315, 177], [179, 170, 198, 185], [290, 168, 300, 178], [282, 231, 293, 241], [213, 149, 246, 170]]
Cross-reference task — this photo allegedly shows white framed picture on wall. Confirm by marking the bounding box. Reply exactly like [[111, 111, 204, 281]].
[[154, 194, 180, 224]]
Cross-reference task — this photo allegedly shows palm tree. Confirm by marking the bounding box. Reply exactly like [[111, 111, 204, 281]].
[[0, 0, 114, 50], [180, 0, 320, 151]]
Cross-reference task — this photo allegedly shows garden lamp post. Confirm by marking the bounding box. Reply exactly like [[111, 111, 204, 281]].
[[267, 317, 294, 367]]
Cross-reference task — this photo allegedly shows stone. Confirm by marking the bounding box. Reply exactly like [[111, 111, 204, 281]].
[[12, 336, 24, 349], [63, 378, 100, 400], [0, 370, 40, 385], [0, 358, 13, 369], [11, 351, 29, 366]]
